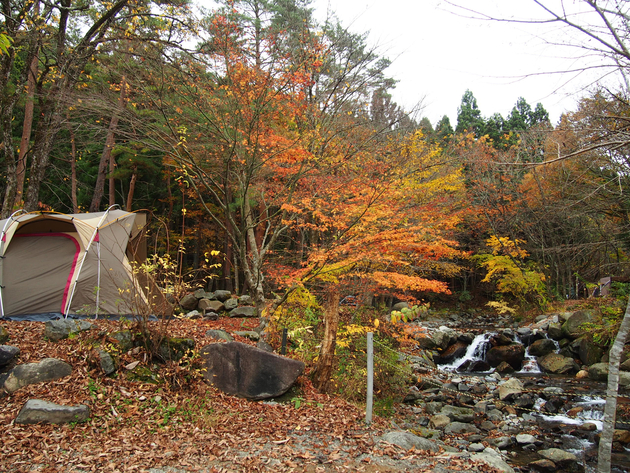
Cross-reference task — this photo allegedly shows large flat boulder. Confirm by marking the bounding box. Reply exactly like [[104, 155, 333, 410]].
[[200, 342, 304, 400], [15, 399, 89, 425], [4, 358, 72, 393]]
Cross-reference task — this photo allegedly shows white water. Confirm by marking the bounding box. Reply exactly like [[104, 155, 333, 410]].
[[518, 333, 560, 374], [439, 332, 495, 372]]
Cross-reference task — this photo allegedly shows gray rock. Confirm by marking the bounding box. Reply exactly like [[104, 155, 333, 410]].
[[200, 342, 304, 400], [488, 436, 512, 449], [516, 433, 536, 444], [206, 329, 233, 342], [234, 330, 260, 341], [391, 302, 410, 311], [198, 299, 225, 312], [577, 336, 603, 366], [471, 448, 515, 473], [157, 338, 195, 362], [96, 349, 117, 376], [487, 344, 525, 371], [537, 448, 578, 466], [15, 399, 90, 424], [486, 409, 504, 422], [429, 414, 451, 429], [620, 358, 630, 371], [224, 298, 238, 311], [440, 405, 475, 423], [0, 325, 9, 343], [238, 295, 253, 306], [229, 306, 257, 317], [537, 353, 579, 374], [257, 340, 274, 352], [547, 322, 563, 340], [469, 443, 485, 452], [528, 339, 557, 357], [4, 358, 72, 393], [426, 401, 444, 415], [587, 362, 630, 386], [183, 310, 203, 319], [213, 290, 232, 302], [44, 319, 93, 342], [561, 310, 595, 339], [111, 330, 133, 352], [498, 378, 524, 401], [0, 345, 20, 368], [179, 294, 198, 311], [193, 288, 206, 299], [444, 421, 480, 434], [380, 431, 440, 452]]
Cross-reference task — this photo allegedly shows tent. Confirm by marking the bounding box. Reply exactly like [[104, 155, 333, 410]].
[[0, 208, 162, 318]]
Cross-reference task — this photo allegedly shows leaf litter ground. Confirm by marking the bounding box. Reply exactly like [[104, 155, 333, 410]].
[[1, 319, 502, 472]]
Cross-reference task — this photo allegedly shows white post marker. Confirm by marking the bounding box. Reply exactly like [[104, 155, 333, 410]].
[[366, 332, 373, 424]]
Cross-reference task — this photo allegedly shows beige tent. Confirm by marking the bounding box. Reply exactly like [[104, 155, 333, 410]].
[[0, 208, 159, 318]]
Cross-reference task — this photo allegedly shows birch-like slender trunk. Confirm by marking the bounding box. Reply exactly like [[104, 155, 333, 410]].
[[597, 298, 630, 473]]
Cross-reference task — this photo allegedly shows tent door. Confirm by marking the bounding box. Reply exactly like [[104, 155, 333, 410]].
[[2, 234, 80, 316]]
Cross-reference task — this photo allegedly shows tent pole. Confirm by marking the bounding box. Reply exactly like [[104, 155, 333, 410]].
[[0, 210, 26, 318], [64, 206, 118, 318]]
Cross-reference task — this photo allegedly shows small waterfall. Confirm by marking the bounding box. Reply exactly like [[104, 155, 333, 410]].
[[439, 332, 495, 372], [517, 333, 561, 374]]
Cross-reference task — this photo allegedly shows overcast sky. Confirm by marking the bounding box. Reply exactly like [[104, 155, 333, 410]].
[[311, 0, 619, 126]]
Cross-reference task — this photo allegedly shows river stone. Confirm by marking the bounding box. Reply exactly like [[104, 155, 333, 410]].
[[577, 336, 603, 366], [487, 344, 525, 370], [498, 378, 524, 401], [588, 364, 630, 385], [431, 330, 452, 350], [495, 361, 515, 374], [620, 358, 630, 371], [516, 433, 536, 445], [444, 421, 480, 434], [199, 299, 224, 312], [380, 431, 440, 452], [15, 399, 90, 425], [537, 353, 579, 374], [489, 436, 512, 449], [429, 414, 451, 429], [537, 448, 578, 467], [529, 459, 556, 472], [238, 295, 253, 306], [528, 338, 557, 357], [0, 345, 20, 368], [229, 306, 257, 317], [471, 447, 515, 473], [561, 310, 595, 339], [434, 340, 468, 364], [547, 322, 563, 340], [4, 358, 72, 393], [44, 319, 93, 342], [200, 342, 304, 400], [179, 294, 198, 311], [440, 405, 475, 423], [588, 362, 609, 381]]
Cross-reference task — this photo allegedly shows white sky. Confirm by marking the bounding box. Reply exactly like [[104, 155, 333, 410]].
[[311, 0, 622, 126]]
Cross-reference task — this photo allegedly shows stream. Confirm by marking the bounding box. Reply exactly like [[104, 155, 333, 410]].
[[428, 328, 629, 472]]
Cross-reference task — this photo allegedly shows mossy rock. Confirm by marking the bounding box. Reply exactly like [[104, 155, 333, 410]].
[[110, 330, 134, 352], [158, 337, 195, 361], [125, 365, 162, 384], [0, 326, 9, 343]]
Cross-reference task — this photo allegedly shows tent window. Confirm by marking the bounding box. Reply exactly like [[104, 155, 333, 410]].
[[16, 220, 76, 234]]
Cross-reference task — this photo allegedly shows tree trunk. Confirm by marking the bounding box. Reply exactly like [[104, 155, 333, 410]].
[[597, 298, 630, 473], [312, 287, 340, 393], [15, 51, 38, 209], [67, 110, 79, 212], [125, 167, 137, 211], [90, 76, 127, 212]]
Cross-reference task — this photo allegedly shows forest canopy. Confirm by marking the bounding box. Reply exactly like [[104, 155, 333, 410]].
[[2, 0, 630, 315]]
